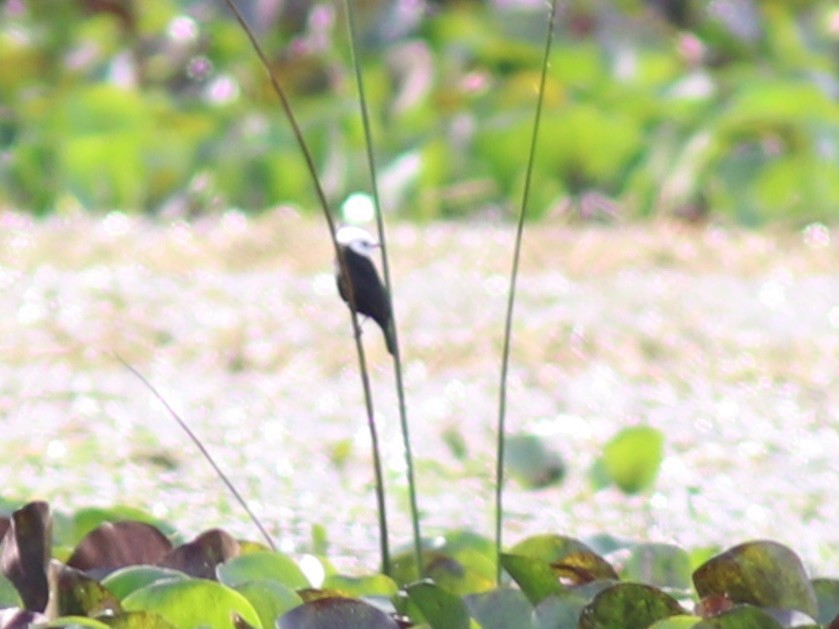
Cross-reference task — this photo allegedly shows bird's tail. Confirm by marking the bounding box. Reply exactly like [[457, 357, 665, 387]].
[[383, 322, 397, 356]]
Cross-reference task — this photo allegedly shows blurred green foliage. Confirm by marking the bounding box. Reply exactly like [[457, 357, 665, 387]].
[[2, 0, 839, 223]]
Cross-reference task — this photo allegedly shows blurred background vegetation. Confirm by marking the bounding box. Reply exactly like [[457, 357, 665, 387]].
[[2, 0, 838, 224]]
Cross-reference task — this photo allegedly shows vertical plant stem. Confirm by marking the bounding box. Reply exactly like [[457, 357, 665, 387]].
[[222, 0, 390, 574], [343, 0, 423, 578], [494, 0, 558, 584]]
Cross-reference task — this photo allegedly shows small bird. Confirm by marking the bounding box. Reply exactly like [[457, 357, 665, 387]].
[[335, 225, 396, 355]]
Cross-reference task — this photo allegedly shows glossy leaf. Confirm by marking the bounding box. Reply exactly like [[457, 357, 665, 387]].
[[622, 543, 693, 590], [51, 560, 121, 617], [67, 521, 172, 577], [509, 534, 618, 584], [0, 500, 52, 612], [404, 580, 472, 629], [101, 566, 189, 600], [533, 592, 589, 629], [158, 529, 240, 580], [692, 541, 818, 618], [601, 426, 664, 494], [813, 578, 839, 625], [99, 611, 179, 628], [0, 571, 22, 607], [463, 588, 533, 629], [217, 551, 310, 590], [695, 604, 784, 628], [57, 506, 178, 549], [122, 578, 261, 629], [578, 582, 686, 629], [500, 553, 564, 605], [277, 597, 399, 628], [321, 574, 398, 599], [234, 579, 304, 629], [504, 433, 566, 489], [423, 551, 495, 596]]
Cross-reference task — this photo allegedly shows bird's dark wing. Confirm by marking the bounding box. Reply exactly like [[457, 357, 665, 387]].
[[338, 249, 395, 355]]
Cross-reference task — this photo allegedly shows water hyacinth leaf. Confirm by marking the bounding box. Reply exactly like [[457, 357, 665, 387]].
[[647, 617, 704, 628], [621, 543, 693, 590], [442, 530, 497, 576], [601, 425, 664, 494], [0, 500, 52, 612], [217, 551, 310, 590], [812, 578, 839, 625], [509, 534, 618, 585], [101, 566, 190, 600], [509, 534, 597, 562], [499, 553, 563, 606], [692, 540, 818, 618], [67, 521, 173, 577], [234, 579, 303, 629], [696, 604, 784, 628], [0, 571, 22, 607], [321, 574, 398, 599], [533, 592, 589, 629], [98, 611, 179, 628], [122, 578, 261, 629], [423, 551, 495, 596], [504, 433, 566, 489], [51, 560, 121, 617], [159, 528, 240, 580], [277, 596, 399, 629], [578, 582, 686, 629], [463, 588, 533, 629], [59, 506, 179, 549], [298, 588, 350, 602], [390, 531, 496, 589], [404, 580, 473, 629]]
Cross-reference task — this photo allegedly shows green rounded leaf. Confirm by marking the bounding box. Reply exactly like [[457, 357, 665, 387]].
[[404, 580, 472, 629], [648, 617, 703, 628], [601, 426, 664, 494], [217, 551, 310, 590], [504, 434, 566, 489], [101, 566, 189, 600], [463, 588, 533, 629], [695, 604, 784, 628], [622, 543, 692, 591], [122, 578, 262, 629], [234, 579, 303, 629], [692, 540, 817, 618], [812, 578, 839, 625], [578, 582, 685, 629], [278, 597, 399, 628], [500, 553, 563, 606], [321, 574, 398, 599]]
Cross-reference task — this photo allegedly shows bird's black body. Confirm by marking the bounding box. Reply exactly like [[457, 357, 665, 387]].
[[335, 227, 396, 355]]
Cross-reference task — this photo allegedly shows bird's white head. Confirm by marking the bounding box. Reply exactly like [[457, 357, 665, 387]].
[[336, 225, 379, 258]]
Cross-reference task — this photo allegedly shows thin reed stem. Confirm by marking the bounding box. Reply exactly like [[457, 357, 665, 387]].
[[222, 0, 390, 574], [116, 355, 276, 551], [343, 0, 423, 578], [494, 0, 558, 584]]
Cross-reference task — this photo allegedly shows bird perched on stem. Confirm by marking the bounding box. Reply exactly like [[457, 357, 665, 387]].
[[335, 225, 396, 355]]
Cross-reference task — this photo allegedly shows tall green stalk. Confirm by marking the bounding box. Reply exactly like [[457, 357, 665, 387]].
[[221, 0, 390, 574], [343, 0, 424, 578], [494, 0, 558, 584]]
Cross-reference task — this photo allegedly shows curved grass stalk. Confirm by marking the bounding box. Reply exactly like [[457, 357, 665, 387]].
[[221, 0, 390, 574], [117, 355, 276, 551], [494, 0, 558, 584], [343, 0, 423, 578]]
